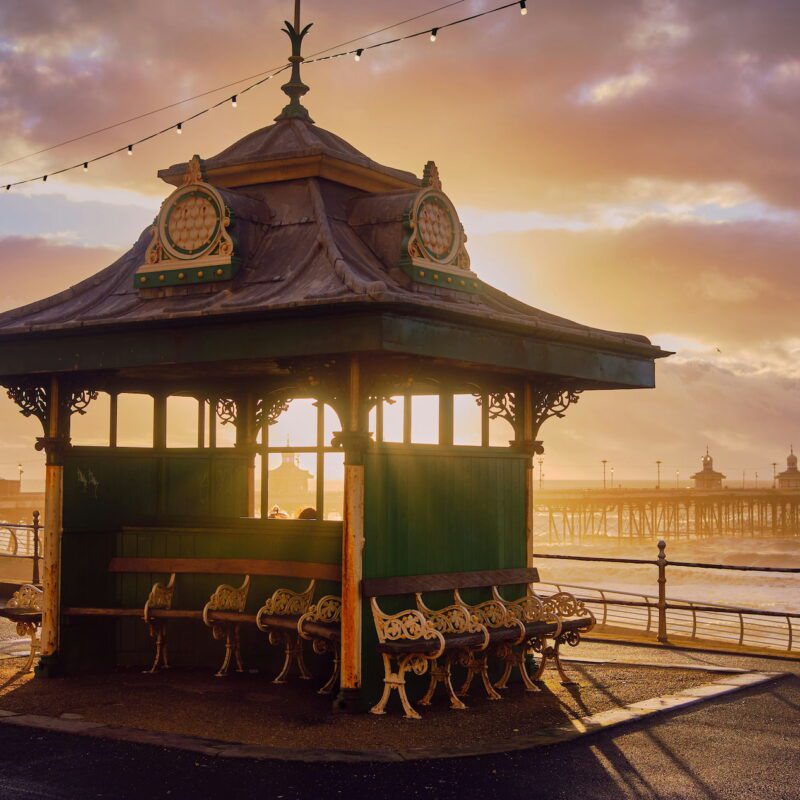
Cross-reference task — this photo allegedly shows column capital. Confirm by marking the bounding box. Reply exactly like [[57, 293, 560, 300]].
[[34, 435, 72, 465], [511, 439, 545, 459], [331, 431, 373, 465]]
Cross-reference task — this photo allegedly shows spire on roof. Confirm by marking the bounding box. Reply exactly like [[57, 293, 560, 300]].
[[276, 0, 314, 123]]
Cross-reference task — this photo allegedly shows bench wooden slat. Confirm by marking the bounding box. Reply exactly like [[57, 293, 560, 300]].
[[362, 567, 540, 598], [108, 557, 341, 583], [63, 607, 144, 617], [63, 607, 204, 619]]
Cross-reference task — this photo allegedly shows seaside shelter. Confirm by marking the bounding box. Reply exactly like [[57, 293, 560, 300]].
[[0, 10, 668, 708]]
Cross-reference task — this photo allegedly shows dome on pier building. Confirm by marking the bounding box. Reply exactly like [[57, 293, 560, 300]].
[[777, 446, 800, 490], [691, 447, 726, 491]]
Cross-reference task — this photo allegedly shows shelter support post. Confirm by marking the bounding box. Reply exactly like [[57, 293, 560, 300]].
[[36, 377, 70, 677], [333, 357, 371, 712], [517, 381, 544, 571], [236, 393, 258, 517]]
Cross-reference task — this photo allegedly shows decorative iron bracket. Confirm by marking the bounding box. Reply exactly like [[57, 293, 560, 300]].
[[529, 384, 583, 442]]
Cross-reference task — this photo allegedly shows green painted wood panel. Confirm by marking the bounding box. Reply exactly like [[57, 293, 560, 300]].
[[360, 446, 528, 704]]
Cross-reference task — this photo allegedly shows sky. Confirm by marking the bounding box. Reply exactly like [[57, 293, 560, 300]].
[[0, 0, 798, 488]]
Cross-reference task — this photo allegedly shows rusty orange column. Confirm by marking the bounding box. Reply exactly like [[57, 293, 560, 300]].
[[335, 356, 370, 712], [36, 375, 69, 677]]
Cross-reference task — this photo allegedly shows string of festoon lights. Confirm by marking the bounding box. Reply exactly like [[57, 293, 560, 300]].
[[2, 0, 528, 191]]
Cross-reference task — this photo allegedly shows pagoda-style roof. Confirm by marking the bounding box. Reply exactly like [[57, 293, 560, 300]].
[[0, 57, 668, 389], [159, 118, 421, 194]]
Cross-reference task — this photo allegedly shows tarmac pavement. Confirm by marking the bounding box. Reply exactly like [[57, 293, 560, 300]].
[[0, 649, 796, 800]]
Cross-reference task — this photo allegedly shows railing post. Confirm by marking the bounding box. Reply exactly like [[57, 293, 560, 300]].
[[32, 510, 41, 584], [657, 539, 668, 643]]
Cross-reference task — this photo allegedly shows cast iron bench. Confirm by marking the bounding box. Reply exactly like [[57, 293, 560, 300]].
[[0, 584, 43, 672], [63, 557, 340, 679], [362, 568, 595, 719]]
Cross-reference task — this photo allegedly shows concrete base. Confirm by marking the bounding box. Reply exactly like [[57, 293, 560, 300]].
[[34, 654, 63, 679], [332, 688, 366, 714]]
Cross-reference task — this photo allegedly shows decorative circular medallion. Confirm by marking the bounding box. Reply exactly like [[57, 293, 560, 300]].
[[414, 190, 462, 265], [159, 185, 224, 261]]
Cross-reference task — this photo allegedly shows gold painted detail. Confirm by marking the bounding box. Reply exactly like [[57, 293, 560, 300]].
[[259, 581, 315, 618], [137, 179, 235, 287], [203, 576, 250, 677], [405, 185, 473, 285], [298, 595, 342, 694], [7, 584, 43, 672]]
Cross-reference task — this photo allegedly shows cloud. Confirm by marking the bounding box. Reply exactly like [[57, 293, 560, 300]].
[[542, 358, 799, 481], [469, 217, 800, 350]]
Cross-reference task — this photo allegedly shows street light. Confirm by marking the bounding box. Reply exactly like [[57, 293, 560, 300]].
[[601, 459, 607, 490], [610, 466, 615, 489], [675, 469, 679, 489], [772, 462, 777, 489], [656, 460, 662, 490], [17, 463, 23, 487], [538, 457, 544, 490]]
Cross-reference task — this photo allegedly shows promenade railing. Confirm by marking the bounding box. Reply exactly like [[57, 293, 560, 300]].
[[532, 540, 800, 657], [0, 511, 42, 584]]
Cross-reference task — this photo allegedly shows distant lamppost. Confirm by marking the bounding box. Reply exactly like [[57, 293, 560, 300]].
[[17, 463, 23, 487], [742, 470, 745, 489], [611, 466, 615, 489], [772, 462, 777, 489], [675, 469, 679, 489], [755, 471, 759, 489], [601, 459, 607, 490], [538, 457, 544, 490], [656, 460, 662, 490]]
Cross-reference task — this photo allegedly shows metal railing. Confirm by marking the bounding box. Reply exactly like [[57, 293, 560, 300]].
[[0, 511, 41, 584], [532, 540, 800, 657]]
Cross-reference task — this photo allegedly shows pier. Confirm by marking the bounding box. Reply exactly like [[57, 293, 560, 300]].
[[536, 488, 800, 543]]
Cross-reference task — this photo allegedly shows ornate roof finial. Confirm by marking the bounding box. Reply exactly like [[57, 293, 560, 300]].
[[423, 160, 442, 190], [276, 0, 314, 123], [182, 155, 205, 186]]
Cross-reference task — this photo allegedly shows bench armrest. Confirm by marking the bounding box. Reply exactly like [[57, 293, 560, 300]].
[[298, 595, 342, 640], [535, 589, 596, 632], [143, 574, 175, 622], [415, 593, 489, 648], [370, 598, 446, 660], [256, 580, 315, 630], [492, 586, 562, 634], [202, 576, 251, 627], [7, 584, 43, 612]]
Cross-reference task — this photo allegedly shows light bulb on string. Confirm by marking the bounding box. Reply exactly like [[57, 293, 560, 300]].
[[430, 28, 438, 42], [176, 122, 182, 134], [520, 1, 527, 14], [127, 144, 133, 156], [231, 95, 237, 108], [355, 48, 363, 62]]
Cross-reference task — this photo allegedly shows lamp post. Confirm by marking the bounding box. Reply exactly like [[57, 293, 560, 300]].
[[656, 460, 662, 490], [675, 469, 679, 489], [610, 466, 615, 489], [755, 471, 758, 489], [538, 457, 544, 490], [601, 460, 607, 490], [772, 462, 777, 489], [17, 462, 23, 488]]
